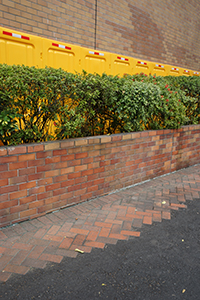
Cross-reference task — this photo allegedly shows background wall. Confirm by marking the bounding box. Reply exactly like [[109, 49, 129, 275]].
[[0, 0, 200, 71]]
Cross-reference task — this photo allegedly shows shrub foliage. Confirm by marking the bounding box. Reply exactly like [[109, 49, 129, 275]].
[[0, 64, 199, 146]]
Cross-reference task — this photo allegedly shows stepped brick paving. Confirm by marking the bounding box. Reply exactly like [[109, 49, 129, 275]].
[[0, 165, 200, 282]]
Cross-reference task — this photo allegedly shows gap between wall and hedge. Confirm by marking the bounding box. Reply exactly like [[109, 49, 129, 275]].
[[1, 124, 200, 228]]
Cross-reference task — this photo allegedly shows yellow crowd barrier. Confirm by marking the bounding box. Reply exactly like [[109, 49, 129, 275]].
[[80, 47, 110, 75], [0, 27, 42, 67], [110, 54, 134, 76], [0, 26, 199, 77], [151, 62, 167, 76], [41, 37, 81, 73], [133, 59, 152, 75], [167, 66, 182, 76]]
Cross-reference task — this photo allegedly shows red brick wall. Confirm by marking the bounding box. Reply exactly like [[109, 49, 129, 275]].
[[0, 0, 200, 71], [1, 125, 200, 228]]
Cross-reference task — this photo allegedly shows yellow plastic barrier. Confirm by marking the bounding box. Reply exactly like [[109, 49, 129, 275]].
[[167, 66, 182, 76], [42, 38, 81, 73], [110, 53, 134, 77], [182, 68, 191, 76], [151, 62, 167, 76], [0, 26, 199, 77], [80, 47, 111, 74], [133, 59, 152, 75], [0, 27, 42, 67], [192, 71, 200, 76]]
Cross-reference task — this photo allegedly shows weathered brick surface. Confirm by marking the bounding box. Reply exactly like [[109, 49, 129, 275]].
[[0, 1, 200, 70], [0, 125, 200, 227]]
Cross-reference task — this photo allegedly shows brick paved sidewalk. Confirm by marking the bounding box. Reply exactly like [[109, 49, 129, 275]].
[[0, 165, 200, 283]]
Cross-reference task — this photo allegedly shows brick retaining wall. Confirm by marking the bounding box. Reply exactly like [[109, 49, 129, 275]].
[[1, 125, 200, 228]]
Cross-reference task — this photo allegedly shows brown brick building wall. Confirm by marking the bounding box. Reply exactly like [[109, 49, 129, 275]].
[[0, 0, 200, 70]]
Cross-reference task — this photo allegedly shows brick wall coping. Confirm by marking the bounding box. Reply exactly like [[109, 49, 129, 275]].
[[1, 124, 199, 155]]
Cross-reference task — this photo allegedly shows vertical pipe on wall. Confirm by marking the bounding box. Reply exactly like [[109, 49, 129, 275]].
[[94, 0, 97, 49]]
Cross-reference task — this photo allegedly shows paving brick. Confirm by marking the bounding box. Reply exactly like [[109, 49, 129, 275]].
[[60, 222, 73, 232], [12, 225, 27, 235], [152, 212, 162, 222], [29, 238, 50, 247], [170, 203, 187, 209], [99, 227, 110, 238], [17, 232, 35, 244], [39, 253, 63, 263], [110, 224, 122, 234], [0, 255, 12, 271], [122, 221, 132, 231], [69, 245, 92, 253], [0, 271, 12, 282], [127, 207, 136, 214], [72, 234, 86, 246], [1, 228, 17, 238], [56, 231, 76, 238], [126, 214, 143, 219], [84, 241, 105, 249], [42, 235, 63, 242], [59, 237, 73, 249], [116, 215, 135, 222], [70, 228, 89, 235], [96, 236, 118, 245], [86, 230, 99, 241], [81, 225, 100, 232], [121, 230, 140, 237], [0, 237, 20, 248], [109, 233, 128, 240], [162, 211, 171, 220], [104, 219, 123, 225], [37, 216, 53, 225], [29, 218, 44, 228], [22, 257, 47, 269], [117, 209, 127, 218], [3, 248, 19, 257], [135, 211, 152, 217], [28, 246, 46, 259], [55, 248, 78, 258], [12, 243, 34, 251], [10, 250, 29, 265], [45, 214, 63, 224], [0, 231, 8, 240], [94, 222, 112, 228], [3, 264, 30, 275], [0, 247, 7, 254], [143, 216, 152, 225], [33, 228, 47, 239], [20, 222, 38, 232]]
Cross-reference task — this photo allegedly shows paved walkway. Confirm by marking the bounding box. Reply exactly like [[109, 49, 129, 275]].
[[0, 164, 200, 283]]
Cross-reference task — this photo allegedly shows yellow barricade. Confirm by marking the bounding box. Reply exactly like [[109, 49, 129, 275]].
[[182, 68, 191, 76], [0, 27, 42, 67], [151, 62, 167, 76], [133, 59, 152, 75], [192, 71, 200, 76], [0, 26, 199, 77], [110, 53, 134, 77], [167, 65, 182, 76], [80, 47, 111, 74], [42, 38, 81, 73]]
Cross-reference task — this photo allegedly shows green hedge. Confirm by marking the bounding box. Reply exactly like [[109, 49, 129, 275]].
[[0, 64, 199, 146]]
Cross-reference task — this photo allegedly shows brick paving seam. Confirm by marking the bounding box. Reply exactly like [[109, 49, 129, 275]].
[[0, 164, 200, 282]]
